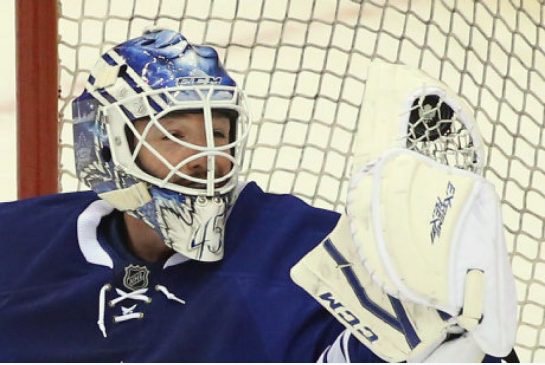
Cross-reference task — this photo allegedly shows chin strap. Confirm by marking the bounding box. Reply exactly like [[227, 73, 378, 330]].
[[98, 182, 152, 211]]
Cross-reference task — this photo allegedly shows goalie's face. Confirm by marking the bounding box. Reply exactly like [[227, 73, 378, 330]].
[[133, 111, 233, 189]]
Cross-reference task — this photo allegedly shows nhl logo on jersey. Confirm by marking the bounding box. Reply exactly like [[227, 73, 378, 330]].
[[123, 265, 150, 291]]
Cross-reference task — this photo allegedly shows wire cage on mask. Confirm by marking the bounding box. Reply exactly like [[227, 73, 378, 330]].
[[103, 85, 251, 197]]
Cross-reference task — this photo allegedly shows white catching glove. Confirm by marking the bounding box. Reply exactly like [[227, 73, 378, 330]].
[[348, 147, 517, 361], [290, 61, 517, 362]]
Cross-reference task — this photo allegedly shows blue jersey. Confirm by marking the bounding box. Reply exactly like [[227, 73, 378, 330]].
[[0, 182, 384, 362]]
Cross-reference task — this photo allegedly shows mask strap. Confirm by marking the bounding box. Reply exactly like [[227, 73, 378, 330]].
[[98, 182, 152, 210]]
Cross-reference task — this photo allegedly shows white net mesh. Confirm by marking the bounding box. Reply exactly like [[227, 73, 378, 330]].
[[405, 93, 483, 174], [57, 0, 545, 361]]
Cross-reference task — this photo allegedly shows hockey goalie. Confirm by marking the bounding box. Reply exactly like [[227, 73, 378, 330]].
[[0, 29, 517, 362], [291, 61, 518, 363]]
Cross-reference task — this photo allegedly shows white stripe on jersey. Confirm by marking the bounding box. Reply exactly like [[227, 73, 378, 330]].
[[318, 329, 351, 363], [77, 199, 115, 268]]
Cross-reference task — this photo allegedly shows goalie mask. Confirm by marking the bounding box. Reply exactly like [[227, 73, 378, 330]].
[[72, 29, 251, 262]]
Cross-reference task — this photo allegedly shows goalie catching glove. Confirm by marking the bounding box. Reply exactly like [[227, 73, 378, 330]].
[[290, 61, 517, 362]]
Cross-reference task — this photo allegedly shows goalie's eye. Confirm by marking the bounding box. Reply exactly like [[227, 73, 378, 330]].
[[408, 94, 454, 141], [213, 129, 228, 140], [163, 131, 184, 141]]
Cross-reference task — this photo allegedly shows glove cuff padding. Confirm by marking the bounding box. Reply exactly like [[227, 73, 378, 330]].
[[291, 214, 454, 362], [347, 148, 517, 356]]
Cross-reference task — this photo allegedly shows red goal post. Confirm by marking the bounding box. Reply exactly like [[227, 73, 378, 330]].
[[16, 0, 59, 198]]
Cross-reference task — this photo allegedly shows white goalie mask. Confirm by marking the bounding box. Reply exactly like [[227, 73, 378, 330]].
[[72, 29, 251, 262]]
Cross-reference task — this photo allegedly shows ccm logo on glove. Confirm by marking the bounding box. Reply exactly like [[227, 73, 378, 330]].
[[319, 292, 379, 343]]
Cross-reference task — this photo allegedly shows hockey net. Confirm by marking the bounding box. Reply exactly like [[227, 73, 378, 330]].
[[22, 0, 545, 361]]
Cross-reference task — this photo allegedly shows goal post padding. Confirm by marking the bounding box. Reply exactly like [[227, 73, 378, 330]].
[[16, 0, 59, 197]]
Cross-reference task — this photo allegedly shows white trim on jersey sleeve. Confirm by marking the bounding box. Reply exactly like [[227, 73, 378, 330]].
[[77, 199, 115, 268], [163, 253, 190, 268], [318, 330, 351, 363]]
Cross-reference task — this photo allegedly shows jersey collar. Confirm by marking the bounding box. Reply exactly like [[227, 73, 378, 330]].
[[77, 199, 190, 269]]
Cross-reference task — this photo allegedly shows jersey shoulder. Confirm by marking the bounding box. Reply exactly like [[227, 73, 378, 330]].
[[0, 191, 100, 289], [0, 191, 98, 235], [224, 182, 340, 280], [0, 190, 98, 217]]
